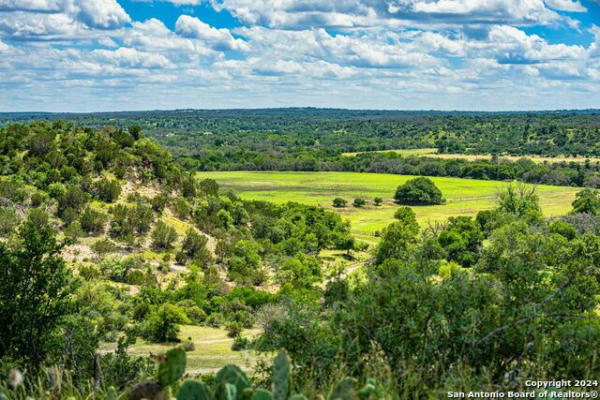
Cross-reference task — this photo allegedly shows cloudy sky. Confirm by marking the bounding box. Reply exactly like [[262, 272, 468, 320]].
[[0, 0, 599, 111]]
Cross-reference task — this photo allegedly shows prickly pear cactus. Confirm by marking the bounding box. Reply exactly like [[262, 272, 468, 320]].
[[358, 379, 376, 399], [158, 348, 187, 387], [272, 350, 290, 400], [288, 395, 307, 400], [250, 389, 273, 400], [219, 383, 237, 400], [328, 377, 359, 400], [177, 380, 214, 400], [215, 364, 250, 399], [107, 386, 118, 400]]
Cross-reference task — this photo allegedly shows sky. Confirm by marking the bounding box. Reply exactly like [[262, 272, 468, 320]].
[[1, 0, 600, 112]]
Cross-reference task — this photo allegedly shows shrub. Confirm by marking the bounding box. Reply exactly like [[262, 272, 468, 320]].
[[226, 321, 243, 338], [374, 197, 383, 206], [571, 188, 600, 215], [353, 198, 366, 208], [332, 198, 347, 208], [95, 178, 121, 203], [143, 304, 189, 343], [151, 221, 178, 250], [80, 207, 107, 235], [394, 177, 444, 205]]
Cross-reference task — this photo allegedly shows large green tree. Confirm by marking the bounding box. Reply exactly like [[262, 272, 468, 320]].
[[0, 218, 75, 366]]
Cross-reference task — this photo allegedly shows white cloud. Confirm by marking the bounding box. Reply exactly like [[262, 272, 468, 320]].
[[75, 0, 131, 29], [93, 47, 172, 68], [0, 0, 130, 40], [544, 0, 586, 12], [0, 0, 62, 12], [0, 0, 598, 111], [0, 11, 78, 38], [208, 0, 563, 29], [175, 15, 248, 51]]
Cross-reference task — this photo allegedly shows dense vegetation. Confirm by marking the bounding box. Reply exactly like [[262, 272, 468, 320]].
[[0, 121, 353, 397], [1, 115, 600, 398], [4, 109, 600, 188], [394, 177, 445, 205]]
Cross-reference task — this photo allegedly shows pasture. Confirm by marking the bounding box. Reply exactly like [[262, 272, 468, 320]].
[[197, 171, 580, 243], [102, 326, 260, 374], [341, 148, 600, 164]]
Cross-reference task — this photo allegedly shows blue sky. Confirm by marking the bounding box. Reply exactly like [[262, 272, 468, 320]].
[[1, 0, 600, 111]]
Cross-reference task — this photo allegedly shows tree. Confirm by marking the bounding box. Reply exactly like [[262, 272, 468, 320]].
[[353, 198, 366, 208], [497, 182, 541, 221], [394, 177, 444, 205], [151, 220, 178, 250], [393, 206, 419, 235], [80, 206, 107, 235], [374, 221, 418, 264], [95, 178, 121, 203], [332, 198, 347, 208], [128, 125, 143, 140], [0, 218, 74, 366], [571, 188, 600, 215], [200, 178, 219, 196], [182, 229, 209, 258], [143, 303, 189, 343]]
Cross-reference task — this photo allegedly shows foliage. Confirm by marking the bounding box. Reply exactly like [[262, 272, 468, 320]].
[[332, 198, 347, 208], [394, 177, 444, 205], [151, 220, 178, 250], [571, 188, 600, 215], [352, 198, 366, 208], [0, 217, 75, 367]]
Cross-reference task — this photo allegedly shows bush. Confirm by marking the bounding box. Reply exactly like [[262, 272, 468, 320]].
[[332, 198, 347, 208], [353, 198, 366, 208], [226, 321, 243, 338], [151, 221, 178, 250], [80, 207, 107, 235], [95, 178, 121, 203], [394, 177, 444, 205], [231, 336, 250, 351], [374, 197, 383, 206], [143, 304, 189, 343]]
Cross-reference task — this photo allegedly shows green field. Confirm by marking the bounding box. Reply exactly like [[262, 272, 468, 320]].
[[342, 148, 600, 164], [197, 171, 579, 243], [102, 326, 259, 375]]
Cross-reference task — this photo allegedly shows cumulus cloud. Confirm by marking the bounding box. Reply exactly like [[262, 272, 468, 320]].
[[175, 15, 249, 51], [93, 47, 172, 68], [0, 11, 77, 38], [75, 0, 131, 29], [208, 0, 564, 29], [0, 0, 62, 12], [544, 0, 586, 12], [0, 0, 130, 40], [0, 0, 599, 111]]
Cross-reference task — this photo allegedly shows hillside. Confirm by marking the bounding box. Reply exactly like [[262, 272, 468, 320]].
[[0, 121, 354, 390], [2, 120, 600, 398]]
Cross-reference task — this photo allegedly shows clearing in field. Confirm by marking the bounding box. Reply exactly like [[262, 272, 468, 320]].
[[101, 326, 260, 374], [342, 148, 600, 164], [197, 171, 579, 244]]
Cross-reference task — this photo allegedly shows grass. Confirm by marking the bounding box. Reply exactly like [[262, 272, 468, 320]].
[[197, 171, 579, 243], [342, 148, 600, 164], [103, 326, 260, 375]]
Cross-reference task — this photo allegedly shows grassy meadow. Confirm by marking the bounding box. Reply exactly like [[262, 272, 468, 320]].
[[197, 171, 579, 243], [101, 326, 260, 374], [342, 148, 600, 164]]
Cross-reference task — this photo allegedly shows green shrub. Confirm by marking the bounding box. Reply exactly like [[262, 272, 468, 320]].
[[151, 221, 178, 250], [394, 177, 444, 205], [332, 198, 347, 208]]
